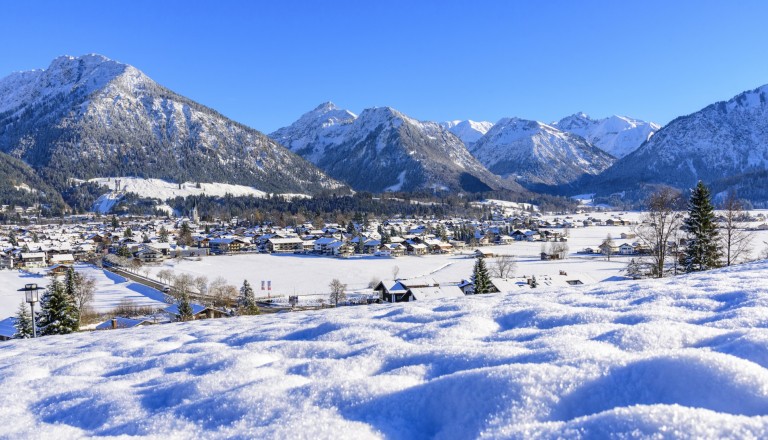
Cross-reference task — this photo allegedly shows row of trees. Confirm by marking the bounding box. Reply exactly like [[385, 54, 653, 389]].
[[14, 268, 96, 338], [632, 183, 752, 278]]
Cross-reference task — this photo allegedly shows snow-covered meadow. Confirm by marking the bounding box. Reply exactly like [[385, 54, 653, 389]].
[[0, 265, 166, 319], [4, 261, 768, 438]]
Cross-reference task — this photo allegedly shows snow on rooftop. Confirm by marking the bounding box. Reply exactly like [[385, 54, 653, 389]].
[[3, 261, 768, 437]]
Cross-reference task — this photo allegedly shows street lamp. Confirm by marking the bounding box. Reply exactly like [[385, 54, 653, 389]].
[[18, 283, 43, 338]]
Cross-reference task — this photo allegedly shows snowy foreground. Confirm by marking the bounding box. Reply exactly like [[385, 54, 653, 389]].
[[4, 263, 768, 438]]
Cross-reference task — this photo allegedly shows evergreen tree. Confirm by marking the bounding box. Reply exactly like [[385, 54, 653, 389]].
[[238, 280, 260, 315], [682, 181, 722, 272], [177, 291, 194, 321], [158, 226, 169, 243], [8, 230, 17, 247], [13, 301, 33, 339], [124, 227, 133, 238], [111, 215, 119, 229], [472, 257, 492, 294], [64, 267, 81, 326], [38, 279, 79, 336], [177, 222, 194, 247]]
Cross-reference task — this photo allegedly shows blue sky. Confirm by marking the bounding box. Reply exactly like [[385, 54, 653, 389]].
[[2, 1, 768, 132]]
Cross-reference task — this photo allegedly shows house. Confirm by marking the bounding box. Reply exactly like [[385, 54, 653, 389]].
[[374, 278, 439, 302], [266, 237, 304, 253], [377, 243, 405, 257], [134, 246, 162, 263], [164, 303, 228, 321], [313, 237, 340, 254], [404, 240, 428, 256], [619, 243, 636, 255], [95, 317, 154, 330], [20, 252, 47, 268], [408, 285, 465, 301], [475, 248, 495, 258], [47, 264, 71, 277], [48, 253, 75, 266], [209, 238, 245, 254]]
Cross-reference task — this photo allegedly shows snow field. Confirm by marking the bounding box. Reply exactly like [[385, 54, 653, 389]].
[[3, 262, 768, 437], [0, 265, 166, 319]]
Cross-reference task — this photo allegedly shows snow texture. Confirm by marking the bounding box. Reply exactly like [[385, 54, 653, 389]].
[[3, 260, 768, 437]]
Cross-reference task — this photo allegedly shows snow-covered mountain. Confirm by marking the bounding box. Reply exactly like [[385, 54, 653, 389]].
[[0, 54, 348, 196], [554, 113, 660, 158], [439, 120, 494, 147], [593, 84, 768, 199], [470, 118, 616, 188], [271, 103, 523, 194]]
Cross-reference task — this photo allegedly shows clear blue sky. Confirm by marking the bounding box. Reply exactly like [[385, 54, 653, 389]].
[[2, 1, 768, 133]]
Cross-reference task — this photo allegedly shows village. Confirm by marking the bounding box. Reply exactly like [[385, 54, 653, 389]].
[[2, 202, 768, 340]]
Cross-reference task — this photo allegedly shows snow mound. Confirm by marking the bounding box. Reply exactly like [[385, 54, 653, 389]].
[[4, 262, 768, 437]]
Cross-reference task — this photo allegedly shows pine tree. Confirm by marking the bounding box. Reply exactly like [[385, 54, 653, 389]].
[[177, 291, 194, 321], [682, 181, 722, 272], [238, 280, 259, 315], [8, 230, 17, 247], [64, 267, 82, 326], [111, 215, 119, 229], [472, 257, 492, 294], [13, 301, 33, 339], [158, 226, 169, 243], [38, 279, 79, 336]]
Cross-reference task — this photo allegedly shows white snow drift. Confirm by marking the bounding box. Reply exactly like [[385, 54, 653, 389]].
[[3, 262, 768, 438]]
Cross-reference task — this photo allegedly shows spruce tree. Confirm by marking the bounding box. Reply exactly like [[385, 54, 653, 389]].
[[177, 291, 194, 321], [64, 267, 81, 326], [682, 181, 722, 272], [472, 257, 492, 294], [158, 226, 169, 243], [238, 280, 259, 315], [38, 279, 79, 336], [13, 301, 33, 339]]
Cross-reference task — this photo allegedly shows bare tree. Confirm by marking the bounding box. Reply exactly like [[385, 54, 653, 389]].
[[72, 272, 96, 322], [329, 278, 347, 307], [194, 275, 209, 296], [209, 276, 237, 307], [599, 234, 615, 261], [392, 265, 400, 280], [634, 187, 683, 278], [157, 269, 174, 285], [550, 242, 569, 259], [720, 192, 753, 266], [491, 255, 516, 278]]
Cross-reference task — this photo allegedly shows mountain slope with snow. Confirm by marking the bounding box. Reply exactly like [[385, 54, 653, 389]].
[[271, 104, 523, 194], [4, 261, 768, 438], [471, 118, 616, 188], [592, 84, 768, 200], [555, 113, 660, 158], [439, 120, 494, 147], [0, 54, 348, 196]]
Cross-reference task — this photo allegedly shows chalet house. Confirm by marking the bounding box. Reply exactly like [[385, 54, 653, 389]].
[[48, 253, 75, 266], [404, 240, 428, 256], [377, 243, 405, 257], [47, 264, 71, 277], [267, 237, 304, 253], [209, 237, 246, 254], [0, 317, 17, 341], [619, 243, 636, 255], [95, 317, 154, 330], [313, 237, 340, 254], [164, 303, 228, 321], [134, 245, 163, 263], [301, 239, 316, 253], [496, 235, 515, 245], [20, 252, 47, 268], [362, 239, 381, 255], [475, 248, 495, 258], [374, 278, 440, 302]]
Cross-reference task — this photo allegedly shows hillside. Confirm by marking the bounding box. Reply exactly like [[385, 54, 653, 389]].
[[591, 84, 768, 201], [3, 261, 768, 438], [554, 113, 660, 159], [0, 54, 348, 197]]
